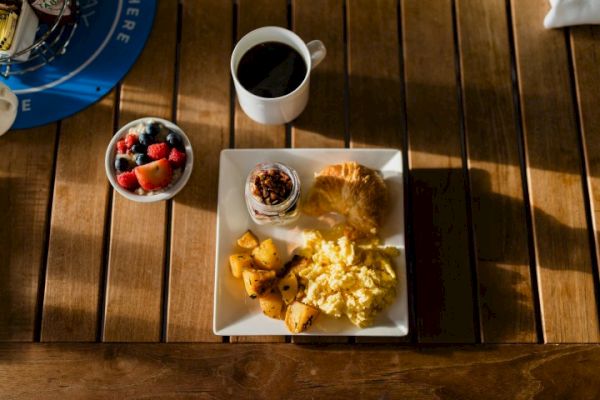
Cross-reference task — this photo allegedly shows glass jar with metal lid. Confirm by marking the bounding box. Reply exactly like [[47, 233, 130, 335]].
[[245, 161, 300, 225]]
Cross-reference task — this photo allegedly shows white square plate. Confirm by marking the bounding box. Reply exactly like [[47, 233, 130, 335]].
[[213, 149, 407, 336]]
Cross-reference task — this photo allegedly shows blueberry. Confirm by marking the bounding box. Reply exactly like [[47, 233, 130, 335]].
[[145, 122, 162, 137], [131, 143, 146, 154], [139, 133, 154, 146], [135, 153, 150, 166], [166, 132, 183, 149], [114, 157, 131, 172]]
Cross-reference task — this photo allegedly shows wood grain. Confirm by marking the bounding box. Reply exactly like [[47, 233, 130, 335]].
[[234, 0, 286, 149], [1, 343, 600, 399], [346, 0, 405, 343], [570, 26, 600, 318], [291, 0, 345, 149], [166, 0, 231, 342], [455, 0, 537, 342], [290, 0, 347, 344], [347, 0, 402, 150], [511, 0, 600, 342], [41, 92, 115, 342], [402, 0, 476, 342], [0, 125, 57, 341], [230, 0, 288, 344], [103, 0, 177, 342]]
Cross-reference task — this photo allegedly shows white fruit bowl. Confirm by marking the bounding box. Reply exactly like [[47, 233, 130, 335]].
[[105, 117, 194, 203]]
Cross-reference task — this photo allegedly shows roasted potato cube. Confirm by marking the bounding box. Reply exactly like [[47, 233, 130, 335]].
[[251, 238, 282, 271], [237, 230, 259, 249], [285, 255, 309, 276], [285, 301, 319, 333], [295, 285, 306, 301], [259, 288, 285, 319], [277, 272, 298, 305], [229, 253, 252, 278], [242, 268, 276, 298]]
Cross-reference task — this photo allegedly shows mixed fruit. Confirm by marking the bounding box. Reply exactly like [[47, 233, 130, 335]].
[[113, 120, 187, 194]]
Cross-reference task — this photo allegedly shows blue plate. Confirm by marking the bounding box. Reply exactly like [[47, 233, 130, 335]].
[[4, 0, 157, 129]]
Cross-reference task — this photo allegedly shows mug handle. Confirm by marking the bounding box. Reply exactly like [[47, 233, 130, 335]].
[[307, 40, 326, 70]]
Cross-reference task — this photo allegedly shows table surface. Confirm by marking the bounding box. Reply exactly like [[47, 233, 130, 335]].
[[2, 0, 600, 397]]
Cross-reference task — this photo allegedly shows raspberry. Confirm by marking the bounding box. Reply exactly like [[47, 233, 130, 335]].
[[116, 140, 127, 154], [168, 147, 186, 168], [116, 171, 139, 191], [147, 142, 170, 160], [125, 134, 138, 149]]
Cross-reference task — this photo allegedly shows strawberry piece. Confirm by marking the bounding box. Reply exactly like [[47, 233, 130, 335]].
[[116, 171, 139, 191], [134, 158, 173, 191], [116, 139, 127, 154], [125, 133, 138, 149], [168, 147, 187, 168], [147, 142, 170, 160]]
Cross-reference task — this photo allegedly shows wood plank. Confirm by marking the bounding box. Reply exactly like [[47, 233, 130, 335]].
[[291, 0, 345, 149], [2, 343, 600, 399], [570, 26, 600, 328], [41, 92, 115, 342], [401, 0, 476, 342], [230, 0, 287, 344], [347, 0, 402, 150], [103, 0, 177, 342], [511, 0, 600, 342], [455, 0, 537, 342], [166, 0, 231, 342], [346, 0, 406, 343], [234, 0, 286, 149], [291, 0, 347, 344], [0, 125, 57, 341]]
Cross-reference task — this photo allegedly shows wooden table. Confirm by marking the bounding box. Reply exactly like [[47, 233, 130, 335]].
[[1, 0, 600, 397]]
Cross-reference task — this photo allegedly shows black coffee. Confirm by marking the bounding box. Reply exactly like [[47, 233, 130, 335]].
[[237, 42, 307, 98]]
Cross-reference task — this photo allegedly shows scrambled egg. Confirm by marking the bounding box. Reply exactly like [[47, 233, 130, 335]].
[[296, 230, 399, 328]]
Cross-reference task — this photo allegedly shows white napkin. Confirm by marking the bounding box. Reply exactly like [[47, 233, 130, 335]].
[[545, 0, 600, 28]]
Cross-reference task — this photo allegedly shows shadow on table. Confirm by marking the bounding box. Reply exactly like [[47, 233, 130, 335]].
[[408, 166, 596, 343], [0, 176, 43, 341]]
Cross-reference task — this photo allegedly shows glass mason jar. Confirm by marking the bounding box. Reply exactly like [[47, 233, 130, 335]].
[[245, 162, 301, 225]]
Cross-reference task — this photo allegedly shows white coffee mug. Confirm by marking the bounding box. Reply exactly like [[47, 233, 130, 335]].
[[231, 26, 326, 125], [0, 82, 17, 136]]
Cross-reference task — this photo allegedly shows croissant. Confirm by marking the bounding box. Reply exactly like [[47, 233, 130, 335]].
[[303, 162, 388, 236]]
